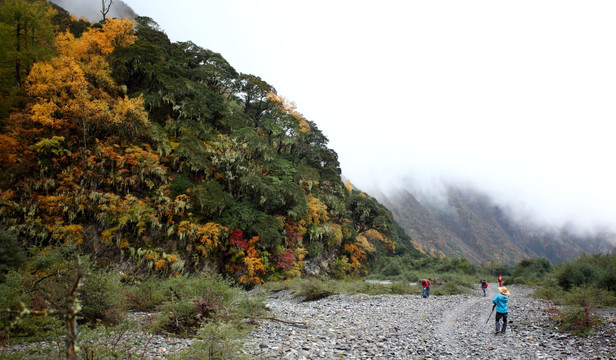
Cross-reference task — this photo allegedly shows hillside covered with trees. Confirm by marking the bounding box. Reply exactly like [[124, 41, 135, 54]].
[[0, 0, 423, 287]]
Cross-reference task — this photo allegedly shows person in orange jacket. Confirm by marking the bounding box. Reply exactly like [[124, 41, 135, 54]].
[[498, 274, 503, 286], [420, 279, 431, 298]]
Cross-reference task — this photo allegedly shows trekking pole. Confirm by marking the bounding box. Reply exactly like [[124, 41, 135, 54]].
[[485, 304, 496, 324]]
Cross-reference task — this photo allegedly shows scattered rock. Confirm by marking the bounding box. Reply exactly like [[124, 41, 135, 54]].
[[1, 285, 614, 359], [243, 285, 616, 359]]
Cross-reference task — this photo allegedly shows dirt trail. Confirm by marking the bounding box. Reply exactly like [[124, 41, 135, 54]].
[[435, 288, 486, 345]]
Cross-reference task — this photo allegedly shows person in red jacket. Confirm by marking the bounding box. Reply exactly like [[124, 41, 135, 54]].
[[421, 279, 431, 298], [498, 274, 503, 286]]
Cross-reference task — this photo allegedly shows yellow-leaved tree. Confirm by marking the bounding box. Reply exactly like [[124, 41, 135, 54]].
[[23, 18, 146, 149]]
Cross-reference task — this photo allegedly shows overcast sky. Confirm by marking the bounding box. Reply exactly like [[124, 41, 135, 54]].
[[115, 1, 616, 233]]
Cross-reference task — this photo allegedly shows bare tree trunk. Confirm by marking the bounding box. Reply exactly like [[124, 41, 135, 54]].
[[65, 255, 84, 360], [101, 0, 113, 21]]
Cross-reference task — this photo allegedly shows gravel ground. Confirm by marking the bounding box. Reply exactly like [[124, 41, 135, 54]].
[[2, 285, 615, 359], [242, 285, 616, 359]]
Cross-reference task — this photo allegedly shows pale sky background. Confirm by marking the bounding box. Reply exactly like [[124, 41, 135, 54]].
[[63, 1, 616, 234]]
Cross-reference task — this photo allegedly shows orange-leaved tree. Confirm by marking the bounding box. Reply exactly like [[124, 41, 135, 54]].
[[225, 229, 266, 286]]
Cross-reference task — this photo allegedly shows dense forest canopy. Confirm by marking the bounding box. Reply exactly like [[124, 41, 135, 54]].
[[0, 1, 421, 286]]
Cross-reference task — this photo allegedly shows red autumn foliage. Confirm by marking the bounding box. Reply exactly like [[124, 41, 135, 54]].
[[229, 228, 248, 250], [285, 225, 303, 247], [276, 249, 296, 271]]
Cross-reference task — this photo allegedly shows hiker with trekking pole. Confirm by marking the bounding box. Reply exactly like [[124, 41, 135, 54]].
[[491, 286, 510, 334]]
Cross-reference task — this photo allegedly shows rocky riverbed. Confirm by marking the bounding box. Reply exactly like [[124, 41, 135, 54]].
[[2, 285, 615, 359], [242, 285, 616, 359]]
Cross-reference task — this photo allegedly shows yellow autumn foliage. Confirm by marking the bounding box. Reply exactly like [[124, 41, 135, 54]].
[[356, 234, 376, 253], [328, 223, 343, 247]]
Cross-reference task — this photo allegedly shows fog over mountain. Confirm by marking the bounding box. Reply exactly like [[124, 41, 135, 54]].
[[368, 171, 616, 241], [49, 0, 135, 22], [371, 182, 615, 265]]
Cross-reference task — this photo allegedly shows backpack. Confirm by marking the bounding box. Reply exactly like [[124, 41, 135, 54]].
[[481, 280, 487, 288]]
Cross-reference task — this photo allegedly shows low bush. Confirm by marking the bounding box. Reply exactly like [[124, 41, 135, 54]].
[[80, 268, 125, 326], [172, 321, 250, 360], [295, 279, 335, 301], [390, 280, 415, 295], [124, 277, 172, 311], [555, 262, 597, 290], [511, 258, 552, 285], [432, 282, 468, 296], [153, 297, 207, 336], [330, 256, 351, 280], [0, 231, 26, 280], [554, 253, 616, 292], [150, 274, 266, 336], [0, 246, 83, 342], [532, 278, 565, 302], [557, 286, 616, 308], [557, 305, 603, 337]]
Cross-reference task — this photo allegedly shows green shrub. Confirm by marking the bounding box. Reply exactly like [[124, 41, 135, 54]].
[[557, 305, 602, 337], [306, 241, 324, 258], [532, 278, 564, 301], [380, 261, 402, 277], [354, 281, 392, 295], [597, 262, 616, 292], [560, 286, 616, 308], [170, 174, 195, 197], [330, 256, 351, 279], [0, 231, 26, 280], [80, 269, 125, 326], [124, 277, 172, 311], [436, 272, 475, 288], [150, 274, 265, 336], [296, 279, 335, 301], [153, 298, 206, 336], [390, 280, 414, 295], [0, 246, 81, 342], [79, 318, 137, 359], [556, 262, 597, 290], [432, 282, 467, 296], [172, 321, 250, 360], [554, 253, 616, 292], [435, 257, 477, 275], [480, 261, 513, 277]]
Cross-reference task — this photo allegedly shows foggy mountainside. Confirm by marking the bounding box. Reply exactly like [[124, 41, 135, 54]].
[[0, 0, 422, 285], [375, 186, 616, 265], [3, 3, 616, 359], [1, 0, 612, 279]]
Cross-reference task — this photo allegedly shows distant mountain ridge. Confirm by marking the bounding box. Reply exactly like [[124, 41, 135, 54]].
[[373, 186, 615, 264]]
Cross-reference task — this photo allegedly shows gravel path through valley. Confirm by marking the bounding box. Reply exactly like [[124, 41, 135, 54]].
[[243, 285, 616, 359]]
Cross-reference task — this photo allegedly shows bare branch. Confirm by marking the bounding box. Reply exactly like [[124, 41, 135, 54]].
[[101, 0, 113, 21]]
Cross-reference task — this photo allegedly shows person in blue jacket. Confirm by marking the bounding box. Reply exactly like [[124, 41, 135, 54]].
[[492, 287, 510, 334]]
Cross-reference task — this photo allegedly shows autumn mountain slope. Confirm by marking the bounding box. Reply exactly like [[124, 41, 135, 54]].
[[375, 186, 615, 265], [0, 2, 422, 285]]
